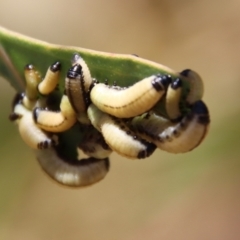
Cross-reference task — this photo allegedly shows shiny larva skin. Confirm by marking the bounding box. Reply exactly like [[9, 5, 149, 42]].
[[35, 148, 110, 187], [87, 104, 156, 159], [131, 100, 210, 153], [90, 74, 171, 118], [180, 69, 204, 105], [9, 94, 56, 150]]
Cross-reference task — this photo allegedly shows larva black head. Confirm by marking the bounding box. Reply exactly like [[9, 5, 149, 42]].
[[152, 74, 172, 91], [171, 78, 182, 89], [137, 142, 156, 159], [180, 69, 191, 77], [192, 100, 210, 125], [11, 92, 24, 110], [24, 64, 34, 70], [67, 64, 82, 79], [50, 61, 61, 72]]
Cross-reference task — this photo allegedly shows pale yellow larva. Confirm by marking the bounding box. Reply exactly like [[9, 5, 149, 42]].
[[165, 78, 183, 120], [90, 74, 171, 118], [180, 69, 204, 105], [87, 104, 156, 159], [33, 94, 77, 132], [38, 61, 61, 95], [35, 148, 110, 187], [9, 94, 56, 150]]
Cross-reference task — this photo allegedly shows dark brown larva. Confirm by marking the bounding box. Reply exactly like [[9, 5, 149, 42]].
[[35, 147, 110, 187]]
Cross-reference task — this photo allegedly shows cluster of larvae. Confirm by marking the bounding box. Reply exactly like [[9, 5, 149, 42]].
[[9, 54, 210, 187]]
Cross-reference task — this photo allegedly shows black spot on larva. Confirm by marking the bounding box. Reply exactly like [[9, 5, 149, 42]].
[[171, 78, 182, 89], [50, 61, 61, 72], [180, 69, 191, 77], [152, 74, 171, 91], [192, 100, 209, 115], [33, 107, 43, 122], [11, 92, 24, 110], [67, 64, 82, 79], [9, 112, 20, 121], [24, 64, 34, 70], [137, 143, 156, 159]]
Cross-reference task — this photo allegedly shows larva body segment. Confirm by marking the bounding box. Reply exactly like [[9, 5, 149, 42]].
[[132, 100, 210, 153], [78, 127, 112, 159], [38, 61, 61, 95], [90, 74, 171, 118], [10, 96, 56, 150], [87, 104, 156, 159], [65, 54, 93, 115], [165, 78, 183, 120], [35, 148, 110, 187], [33, 94, 77, 132], [23, 64, 41, 109], [180, 69, 204, 104]]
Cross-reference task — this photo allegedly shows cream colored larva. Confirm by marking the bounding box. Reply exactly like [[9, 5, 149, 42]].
[[35, 148, 110, 187], [131, 100, 210, 153], [87, 104, 156, 159], [33, 94, 77, 132], [180, 69, 204, 104], [38, 61, 61, 95], [165, 78, 183, 120], [9, 93, 56, 150], [90, 74, 171, 118]]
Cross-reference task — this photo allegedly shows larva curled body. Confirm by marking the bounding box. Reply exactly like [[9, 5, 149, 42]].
[[180, 69, 204, 105], [35, 147, 110, 187], [9, 93, 57, 150], [87, 104, 156, 159], [90, 74, 171, 118], [131, 100, 210, 153]]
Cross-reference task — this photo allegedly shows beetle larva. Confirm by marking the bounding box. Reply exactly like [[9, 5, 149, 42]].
[[35, 147, 110, 187], [87, 104, 156, 159], [180, 69, 204, 105], [165, 78, 183, 120], [23, 64, 42, 109], [9, 93, 57, 150], [33, 94, 77, 132], [78, 126, 112, 159], [131, 100, 210, 153], [90, 74, 171, 118], [65, 54, 92, 115], [38, 61, 61, 95]]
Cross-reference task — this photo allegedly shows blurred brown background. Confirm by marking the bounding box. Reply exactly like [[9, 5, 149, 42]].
[[0, 0, 240, 239]]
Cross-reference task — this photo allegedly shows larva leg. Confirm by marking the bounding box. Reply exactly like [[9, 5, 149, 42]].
[[38, 61, 61, 95], [180, 69, 204, 105], [35, 147, 110, 187], [132, 100, 210, 153], [78, 126, 112, 159], [87, 104, 156, 159], [165, 78, 183, 120], [9, 93, 57, 150], [33, 94, 77, 132], [65, 54, 93, 124], [90, 74, 171, 118]]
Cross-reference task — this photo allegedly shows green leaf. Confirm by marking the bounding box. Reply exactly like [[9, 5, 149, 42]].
[[0, 26, 190, 160]]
